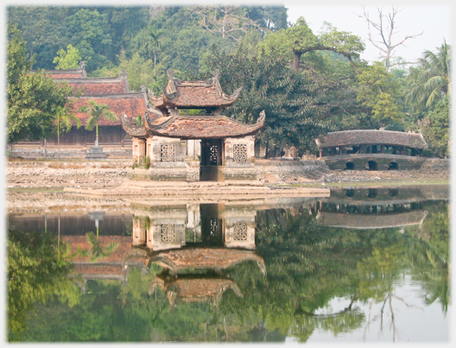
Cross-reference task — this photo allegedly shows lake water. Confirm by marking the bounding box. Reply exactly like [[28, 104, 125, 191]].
[[7, 185, 450, 342]]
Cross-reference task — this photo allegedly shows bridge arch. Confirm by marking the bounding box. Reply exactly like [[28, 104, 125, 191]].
[[388, 161, 399, 170], [345, 161, 355, 170], [367, 160, 378, 171]]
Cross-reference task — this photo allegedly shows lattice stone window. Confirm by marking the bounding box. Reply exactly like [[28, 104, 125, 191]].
[[160, 144, 176, 162], [233, 144, 247, 163], [232, 222, 248, 241], [154, 224, 176, 243]]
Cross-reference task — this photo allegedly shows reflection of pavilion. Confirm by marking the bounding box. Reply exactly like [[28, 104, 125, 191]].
[[131, 203, 257, 251], [150, 276, 242, 306], [132, 202, 265, 306], [65, 202, 266, 304], [315, 187, 435, 229]]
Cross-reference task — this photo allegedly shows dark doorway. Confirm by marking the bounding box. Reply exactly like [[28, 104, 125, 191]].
[[200, 139, 223, 181]]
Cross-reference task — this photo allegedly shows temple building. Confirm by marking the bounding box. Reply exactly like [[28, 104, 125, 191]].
[[122, 69, 265, 182], [12, 62, 152, 158]]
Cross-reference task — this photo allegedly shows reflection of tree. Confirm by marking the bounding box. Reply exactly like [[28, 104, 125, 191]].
[[80, 232, 119, 263], [7, 229, 81, 340], [405, 201, 450, 312]]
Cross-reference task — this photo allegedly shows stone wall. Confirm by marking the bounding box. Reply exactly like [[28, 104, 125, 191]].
[[255, 159, 331, 183], [9, 144, 132, 159]]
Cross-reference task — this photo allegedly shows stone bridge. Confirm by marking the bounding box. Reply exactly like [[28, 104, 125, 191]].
[[315, 130, 428, 171]]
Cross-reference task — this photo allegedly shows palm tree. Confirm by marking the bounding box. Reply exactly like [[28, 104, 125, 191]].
[[406, 41, 451, 112], [82, 232, 119, 263], [55, 106, 81, 161], [134, 28, 163, 76], [78, 100, 118, 147]]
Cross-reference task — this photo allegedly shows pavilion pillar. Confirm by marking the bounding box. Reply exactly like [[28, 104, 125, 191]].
[[132, 137, 146, 164]]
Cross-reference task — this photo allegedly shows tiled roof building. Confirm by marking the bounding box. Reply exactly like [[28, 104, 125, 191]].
[[122, 69, 265, 182]]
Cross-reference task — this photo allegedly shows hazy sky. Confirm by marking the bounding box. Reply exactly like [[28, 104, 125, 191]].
[[284, 3, 452, 64]]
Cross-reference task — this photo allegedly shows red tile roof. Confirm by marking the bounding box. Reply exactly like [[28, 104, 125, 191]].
[[54, 77, 128, 95], [144, 111, 265, 139], [70, 93, 147, 126], [163, 85, 238, 108], [48, 71, 85, 79], [316, 130, 428, 149]]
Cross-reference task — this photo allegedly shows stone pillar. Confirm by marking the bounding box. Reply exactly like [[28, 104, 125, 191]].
[[132, 137, 146, 163], [132, 218, 146, 246], [146, 137, 154, 159]]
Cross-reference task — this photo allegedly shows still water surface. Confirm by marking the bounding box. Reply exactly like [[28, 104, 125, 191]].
[[7, 185, 450, 342]]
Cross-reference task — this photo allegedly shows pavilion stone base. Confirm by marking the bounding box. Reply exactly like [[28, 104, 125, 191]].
[[86, 147, 108, 159], [221, 166, 258, 181], [324, 155, 426, 171]]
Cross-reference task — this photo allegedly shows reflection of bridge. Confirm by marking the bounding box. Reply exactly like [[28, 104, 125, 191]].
[[315, 130, 428, 170], [315, 187, 445, 229]]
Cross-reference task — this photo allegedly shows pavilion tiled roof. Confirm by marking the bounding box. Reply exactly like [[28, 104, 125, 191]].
[[152, 277, 242, 305], [53, 76, 129, 95], [143, 111, 265, 139], [70, 93, 148, 126], [315, 130, 428, 149], [152, 248, 266, 275], [149, 69, 241, 109]]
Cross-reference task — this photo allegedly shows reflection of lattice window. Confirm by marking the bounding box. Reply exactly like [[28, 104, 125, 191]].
[[233, 222, 248, 240], [154, 224, 176, 243], [209, 218, 218, 236], [161, 144, 176, 162], [209, 145, 218, 165], [233, 144, 247, 163]]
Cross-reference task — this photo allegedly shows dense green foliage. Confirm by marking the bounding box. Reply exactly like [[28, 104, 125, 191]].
[[7, 24, 77, 143], [7, 5, 450, 157], [7, 229, 81, 340]]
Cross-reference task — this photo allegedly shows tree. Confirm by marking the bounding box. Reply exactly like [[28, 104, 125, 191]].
[[417, 95, 450, 158], [63, 8, 113, 72], [406, 42, 451, 113], [78, 100, 118, 147], [259, 18, 364, 73], [190, 5, 260, 43], [356, 62, 404, 127], [359, 6, 422, 71], [7, 6, 71, 70], [53, 44, 82, 70], [202, 45, 333, 157], [80, 232, 119, 263], [7, 228, 81, 340], [7, 24, 75, 144]]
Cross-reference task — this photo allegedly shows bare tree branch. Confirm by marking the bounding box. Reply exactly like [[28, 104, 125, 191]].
[[358, 6, 423, 70]]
